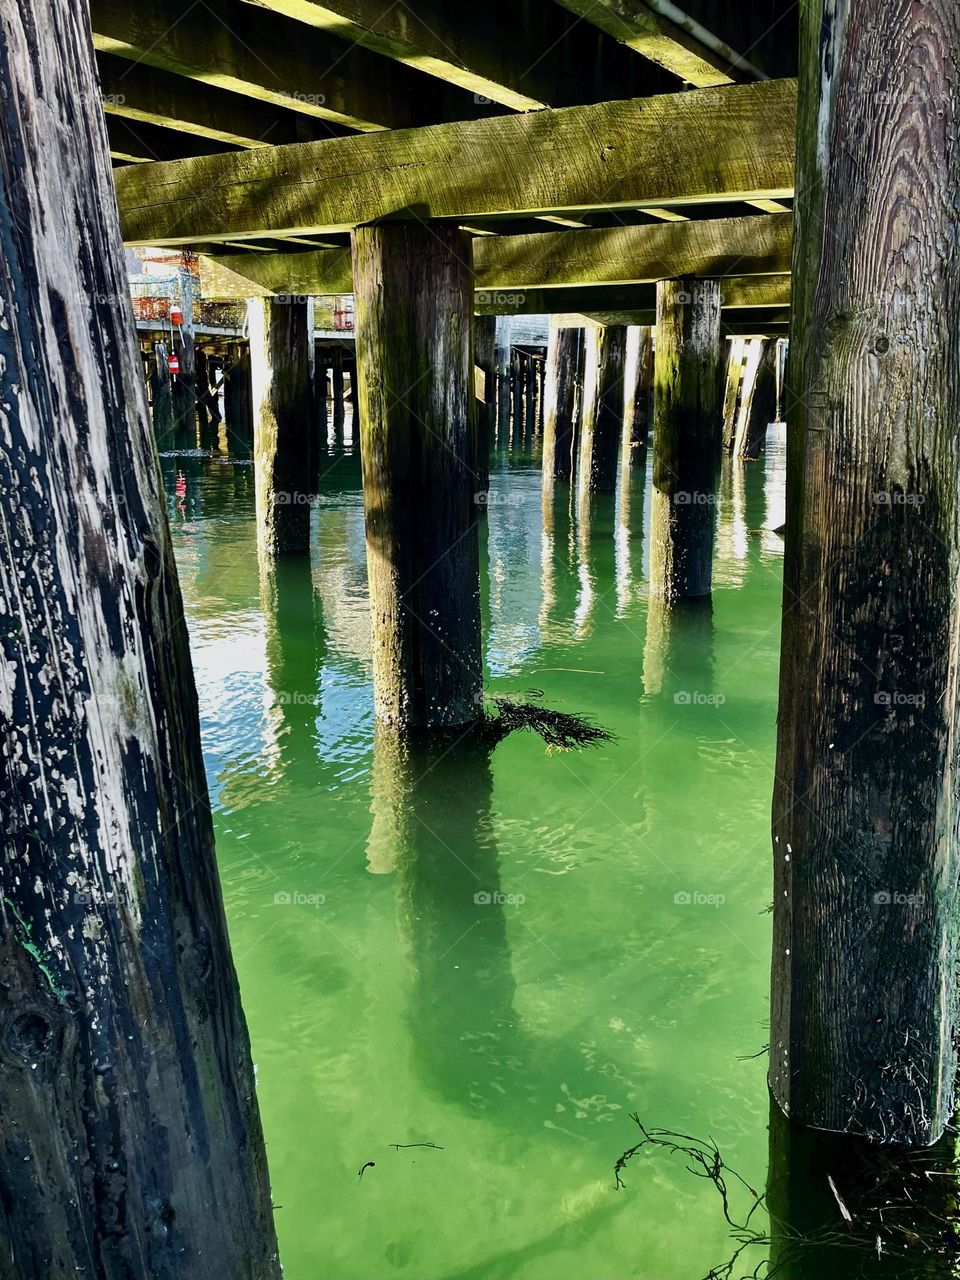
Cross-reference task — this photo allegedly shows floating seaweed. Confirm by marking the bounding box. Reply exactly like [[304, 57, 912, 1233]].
[[481, 693, 615, 752]]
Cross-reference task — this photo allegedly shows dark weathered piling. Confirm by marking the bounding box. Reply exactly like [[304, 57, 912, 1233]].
[[578, 324, 627, 492], [734, 337, 776, 459], [351, 223, 482, 728], [511, 347, 524, 448], [0, 4, 280, 1275], [770, 0, 960, 1146], [170, 269, 196, 439], [649, 277, 723, 600], [248, 297, 313, 555], [224, 339, 253, 450], [331, 345, 345, 439], [150, 338, 174, 447], [475, 315, 496, 491], [524, 350, 537, 443], [622, 324, 653, 467], [495, 324, 512, 447], [542, 324, 583, 482]]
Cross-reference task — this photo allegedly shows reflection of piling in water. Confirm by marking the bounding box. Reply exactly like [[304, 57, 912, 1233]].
[[367, 730, 516, 1111], [260, 551, 324, 784], [642, 596, 715, 701], [766, 1099, 960, 1279]]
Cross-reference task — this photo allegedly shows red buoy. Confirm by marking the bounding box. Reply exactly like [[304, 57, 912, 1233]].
[[170, 303, 184, 326], [168, 352, 180, 376]]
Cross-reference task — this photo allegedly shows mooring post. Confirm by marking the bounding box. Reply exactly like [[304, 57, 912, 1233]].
[[150, 339, 174, 448], [542, 323, 583, 483], [0, 4, 281, 1273], [351, 223, 482, 729], [734, 337, 776, 460], [770, 0, 960, 1146], [247, 297, 313, 555], [649, 278, 723, 601], [721, 336, 747, 452], [578, 324, 627, 493], [623, 324, 653, 468]]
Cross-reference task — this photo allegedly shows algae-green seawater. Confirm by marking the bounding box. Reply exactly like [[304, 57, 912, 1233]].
[[162, 427, 788, 1280]]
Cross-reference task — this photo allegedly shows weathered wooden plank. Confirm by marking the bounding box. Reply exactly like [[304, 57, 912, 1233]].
[[115, 79, 798, 245], [770, 0, 960, 1146], [90, 0, 475, 132], [201, 213, 792, 296], [0, 2, 281, 1273], [97, 52, 344, 148]]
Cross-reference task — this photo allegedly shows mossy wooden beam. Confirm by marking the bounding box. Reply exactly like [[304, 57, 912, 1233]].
[[97, 53, 343, 149], [116, 79, 797, 246], [91, 0, 468, 132], [240, 0, 568, 110], [201, 213, 792, 296]]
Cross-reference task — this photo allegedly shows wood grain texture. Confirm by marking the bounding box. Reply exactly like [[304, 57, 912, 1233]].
[[248, 297, 314, 554], [623, 324, 653, 465], [200, 213, 793, 296], [116, 80, 798, 245], [0, 3, 280, 1273], [649, 277, 723, 600], [352, 224, 482, 729], [771, 0, 960, 1145]]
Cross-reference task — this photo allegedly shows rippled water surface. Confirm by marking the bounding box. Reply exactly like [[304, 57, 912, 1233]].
[[162, 422, 789, 1280]]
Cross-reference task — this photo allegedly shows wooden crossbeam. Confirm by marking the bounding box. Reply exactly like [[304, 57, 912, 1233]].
[[198, 214, 792, 297], [239, 0, 572, 110], [97, 53, 346, 149], [551, 0, 758, 86], [90, 0, 479, 132], [115, 79, 797, 247]]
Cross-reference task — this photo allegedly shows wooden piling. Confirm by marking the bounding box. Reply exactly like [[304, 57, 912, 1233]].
[[150, 339, 174, 447], [578, 324, 627, 493], [224, 339, 253, 451], [770, 0, 960, 1146], [721, 336, 747, 452], [171, 267, 197, 440], [331, 346, 345, 440], [623, 324, 653, 467], [733, 338, 777, 459], [542, 324, 583, 482], [649, 278, 723, 601], [351, 222, 482, 729], [247, 297, 313, 555], [511, 347, 524, 449], [475, 315, 496, 491], [0, 4, 280, 1273]]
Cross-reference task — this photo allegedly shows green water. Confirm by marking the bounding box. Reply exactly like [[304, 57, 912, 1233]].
[[162, 429, 789, 1279]]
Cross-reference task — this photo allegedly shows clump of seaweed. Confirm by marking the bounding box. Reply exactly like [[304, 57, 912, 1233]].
[[480, 691, 615, 751]]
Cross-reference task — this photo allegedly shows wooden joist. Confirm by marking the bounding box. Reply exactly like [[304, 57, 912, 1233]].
[[199, 214, 792, 298], [90, 0, 479, 132], [107, 116, 242, 164], [240, 0, 578, 110], [97, 53, 344, 149], [551, 0, 756, 86], [115, 79, 797, 246]]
